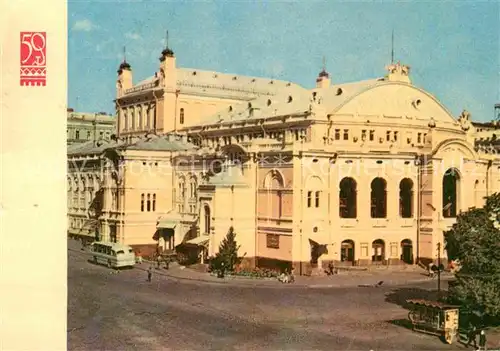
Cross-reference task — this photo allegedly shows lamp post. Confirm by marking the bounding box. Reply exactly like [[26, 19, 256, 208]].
[[437, 242, 441, 294]]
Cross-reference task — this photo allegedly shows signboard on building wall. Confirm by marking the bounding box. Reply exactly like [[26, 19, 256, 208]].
[[266, 234, 279, 249]]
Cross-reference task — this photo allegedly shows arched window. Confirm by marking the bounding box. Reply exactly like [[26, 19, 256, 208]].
[[341, 240, 355, 262], [401, 239, 413, 264], [315, 191, 320, 207], [131, 108, 136, 130], [141, 193, 145, 212], [189, 176, 197, 199], [370, 178, 387, 218], [75, 130, 80, 140], [399, 178, 414, 218], [138, 107, 142, 129], [204, 205, 211, 234], [178, 178, 186, 198], [147, 193, 151, 212], [180, 108, 185, 125], [372, 239, 385, 262], [443, 168, 460, 218], [67, 178, 72, 207], [339, 177, 357, 218], [152, 194, 156, 211], [264, 170, 284, 218], [80, 178, 86, 209]]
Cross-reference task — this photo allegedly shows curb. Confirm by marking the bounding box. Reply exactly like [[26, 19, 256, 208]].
[[71, 249, 453, 289], [136, 263, 453, 289]]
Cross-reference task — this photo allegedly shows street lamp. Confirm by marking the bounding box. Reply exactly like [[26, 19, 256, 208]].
[[437, 242, 442, 294]]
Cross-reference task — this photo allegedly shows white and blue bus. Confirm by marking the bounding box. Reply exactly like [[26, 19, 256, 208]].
[[88, 241, 136, 268]]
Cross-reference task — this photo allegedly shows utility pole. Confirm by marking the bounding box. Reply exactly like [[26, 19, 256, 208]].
[[437, 242, 441, 294]]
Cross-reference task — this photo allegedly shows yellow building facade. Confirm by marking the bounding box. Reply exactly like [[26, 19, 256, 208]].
[[67, 46, 500, 275]]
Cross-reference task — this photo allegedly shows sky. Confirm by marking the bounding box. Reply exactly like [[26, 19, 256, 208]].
[[68, 1, 499, 122]]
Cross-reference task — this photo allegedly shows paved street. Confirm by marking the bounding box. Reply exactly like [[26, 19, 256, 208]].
[[68, 241, 470, 351]]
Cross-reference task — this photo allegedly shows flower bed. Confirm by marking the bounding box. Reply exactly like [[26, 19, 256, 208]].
[[210, 267, 280, 279]]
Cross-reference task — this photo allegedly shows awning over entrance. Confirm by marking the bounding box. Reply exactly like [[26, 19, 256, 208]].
[[157, 219, 177, 229], [185, 235, 209, 246]]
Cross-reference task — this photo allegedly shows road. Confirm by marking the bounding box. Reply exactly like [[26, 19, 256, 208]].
[[68, 241, 466, 350]]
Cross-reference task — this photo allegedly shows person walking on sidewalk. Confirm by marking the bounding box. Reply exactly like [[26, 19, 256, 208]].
[[478, 329, 487, 351], [147, 267, 152, 282], [156, 254, 162, 269], [466, 324, 478, 349]]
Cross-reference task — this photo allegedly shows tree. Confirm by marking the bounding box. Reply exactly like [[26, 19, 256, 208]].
[[444, 192, 500, 323], [209, 226, 242, 272]]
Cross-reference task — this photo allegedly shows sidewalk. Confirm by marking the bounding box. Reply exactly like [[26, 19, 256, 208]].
[[138, 260, 452, 288]]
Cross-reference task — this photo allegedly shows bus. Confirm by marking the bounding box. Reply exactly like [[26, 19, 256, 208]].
[[88, 241, 136, 268]]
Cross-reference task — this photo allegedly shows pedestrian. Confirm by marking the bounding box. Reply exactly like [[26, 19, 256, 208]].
[[219, 261, 225, 278], [164, 259, 169, 270], [478, 329, 486, 351], [156, 254, 161, 269], [466, 324, 478, 349], [147, 267, 152, 282], [428, 262, 435, 278]]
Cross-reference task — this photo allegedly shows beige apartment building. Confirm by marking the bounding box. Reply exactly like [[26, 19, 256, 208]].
[[67, 108, 116, 145], [67, 45, 500, 275]]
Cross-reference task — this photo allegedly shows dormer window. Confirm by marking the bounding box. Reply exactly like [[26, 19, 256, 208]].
[[336, 88, 343, 96], [267, 99, 272, 106], [288, 96, 293, 103], [192, 71, 197, 76], [248, 102, 252, 109], [251, 78, 256, 82], [232, 76, 237, 80], [269, 80, 274, 84], [229, 106, 233, 112]]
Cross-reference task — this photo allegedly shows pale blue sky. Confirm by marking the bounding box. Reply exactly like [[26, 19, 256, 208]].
[[68, 1, 499, 122]]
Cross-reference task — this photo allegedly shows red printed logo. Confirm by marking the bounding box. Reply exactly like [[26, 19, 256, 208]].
[[20, 32, 46, 86]]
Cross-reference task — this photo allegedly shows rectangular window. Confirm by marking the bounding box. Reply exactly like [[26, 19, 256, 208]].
[[343, 129, 349, 141], [334, 129, 341, 140], [417, 133, 422, 143], [147, 194, 151, 212], [390, 242, 398, 257], [361, 243, 369, 257], [386, 131, 391, 141], [152, 194, 156, 211], [423, 133, 427, 144], [361, 130, 367, 141], [307, 191, 312, 208], [75, 130, 80, 139], [369, 130, 375, 141], [141, 194, 144, 212], [266, 234, 280, 249], [315, 191, 320, 207], [394, 131, 398, 141]]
